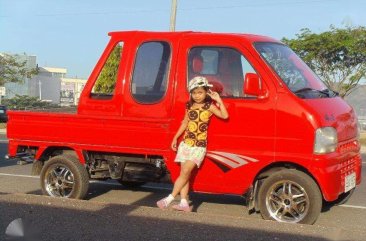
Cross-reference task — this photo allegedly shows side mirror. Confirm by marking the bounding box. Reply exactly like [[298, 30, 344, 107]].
[[244, 73, 261, 96]]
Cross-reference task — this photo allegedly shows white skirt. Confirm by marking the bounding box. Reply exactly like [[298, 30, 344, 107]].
[[174, 142, 206, 168]]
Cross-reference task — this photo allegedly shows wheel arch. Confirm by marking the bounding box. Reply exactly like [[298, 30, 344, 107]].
[[37, 146, 86, 164]]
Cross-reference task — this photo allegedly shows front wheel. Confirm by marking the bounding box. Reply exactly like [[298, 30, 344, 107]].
[[257, 169, 322, 224], [40, 154, 89, 199]]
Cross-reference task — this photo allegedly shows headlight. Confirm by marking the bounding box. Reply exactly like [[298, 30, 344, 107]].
[[314, 127, 338, 154]]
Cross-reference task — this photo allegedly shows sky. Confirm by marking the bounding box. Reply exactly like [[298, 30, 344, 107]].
[[1, 0, 366, 79]]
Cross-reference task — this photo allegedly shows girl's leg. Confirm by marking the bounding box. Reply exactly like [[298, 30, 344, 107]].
[[171, 160, 196, 197], [180, 181, 189, 200], [157, 160, 196, 209]]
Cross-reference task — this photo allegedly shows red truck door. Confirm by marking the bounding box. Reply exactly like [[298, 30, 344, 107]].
[[176, 35, 276, 194], [75, 39, 131, 147], [120, 35, 178, 151]]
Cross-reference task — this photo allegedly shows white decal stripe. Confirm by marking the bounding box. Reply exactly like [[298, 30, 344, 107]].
[[206, 153, 243, 169], [210, 151, 248, 165], [237, 154, 259, 163]]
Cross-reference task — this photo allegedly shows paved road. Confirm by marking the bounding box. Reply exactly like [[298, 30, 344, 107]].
[[0, 135, 365, 241]]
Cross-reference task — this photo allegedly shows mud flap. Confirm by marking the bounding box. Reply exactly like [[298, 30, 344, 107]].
[[245, 180, 259, 214]]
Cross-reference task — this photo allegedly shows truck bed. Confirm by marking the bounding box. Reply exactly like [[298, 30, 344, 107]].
[[6, 109, 171, 157]]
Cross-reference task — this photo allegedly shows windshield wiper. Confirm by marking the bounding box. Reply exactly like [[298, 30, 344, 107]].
[[294, 87, 331, 98], [294, 88, 328, 95], [320, 88, 339, 97]]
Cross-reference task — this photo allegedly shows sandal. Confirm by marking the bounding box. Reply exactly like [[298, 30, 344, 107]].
[[172, 203, 193, 212], [156, 198, 169, 209]]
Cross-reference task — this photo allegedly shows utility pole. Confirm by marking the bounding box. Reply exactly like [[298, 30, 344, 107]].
[[169, 0, 178, 32], [38, 80, 42, 100]]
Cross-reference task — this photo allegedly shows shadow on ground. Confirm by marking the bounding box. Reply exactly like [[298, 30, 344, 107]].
[[0, 193, 338, 241]]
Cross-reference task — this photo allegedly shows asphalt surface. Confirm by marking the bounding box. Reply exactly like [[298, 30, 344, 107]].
[[0, 133, 365, 241]]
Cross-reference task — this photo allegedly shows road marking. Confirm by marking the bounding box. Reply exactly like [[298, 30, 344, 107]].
[[0, 173, 173, 191], [0, 173, 39, 179], [340, 204, 366, 209], [0, 140, 9, 143], [1, 172, 366, 209]]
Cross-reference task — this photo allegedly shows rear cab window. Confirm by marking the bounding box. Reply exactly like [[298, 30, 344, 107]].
[[90, 42, 124, 100]]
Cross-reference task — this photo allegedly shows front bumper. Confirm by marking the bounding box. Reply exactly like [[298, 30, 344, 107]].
[[312, 141, 362, 201]]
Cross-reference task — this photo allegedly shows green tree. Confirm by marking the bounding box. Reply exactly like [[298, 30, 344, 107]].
[[0, 53, 38, 86], [94, 44, 122, 93], [2, 95, 58, 110], [282, 26, 366, 97]]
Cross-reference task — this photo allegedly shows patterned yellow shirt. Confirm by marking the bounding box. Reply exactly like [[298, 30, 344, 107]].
[[183, 101, 212, 147]]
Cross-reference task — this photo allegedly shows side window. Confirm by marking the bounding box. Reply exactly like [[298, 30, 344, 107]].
[[91, 42, 123, 99], [188, 47, 257, 98], [131, 41, 171, 103]]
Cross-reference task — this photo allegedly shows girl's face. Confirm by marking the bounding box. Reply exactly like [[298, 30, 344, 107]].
[[191, 87, 207, 104]]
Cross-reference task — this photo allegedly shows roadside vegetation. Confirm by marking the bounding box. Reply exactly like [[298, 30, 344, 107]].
[[2, 95, 59, 110], [360, 132, 366, 146], [282, 25, 366, 98]]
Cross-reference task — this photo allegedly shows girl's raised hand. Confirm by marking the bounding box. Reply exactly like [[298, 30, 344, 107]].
[[207, 90, 222, 103], [207, 90, 229, 119]]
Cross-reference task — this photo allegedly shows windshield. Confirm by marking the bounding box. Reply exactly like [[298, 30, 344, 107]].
[[254, 42, 336, 99]]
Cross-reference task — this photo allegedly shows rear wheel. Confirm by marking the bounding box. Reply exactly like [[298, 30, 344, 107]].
[[40, 155, 89, 199], [257, 169, 322, 224]]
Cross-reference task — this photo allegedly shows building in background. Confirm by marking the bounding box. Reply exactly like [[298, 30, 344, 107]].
[[60, 77, 86, 106], [28, 67, 66, 103], [2, 53, 87, 106]]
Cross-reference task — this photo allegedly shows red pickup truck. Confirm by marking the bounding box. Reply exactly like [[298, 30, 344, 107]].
[[6, 31, 362, 224]]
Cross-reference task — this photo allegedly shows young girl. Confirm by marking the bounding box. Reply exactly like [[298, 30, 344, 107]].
[[157, 76, 229, 212]]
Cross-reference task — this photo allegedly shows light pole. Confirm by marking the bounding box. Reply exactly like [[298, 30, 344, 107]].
[[38, 80, 42, 100], [169, 0, 178, 32]]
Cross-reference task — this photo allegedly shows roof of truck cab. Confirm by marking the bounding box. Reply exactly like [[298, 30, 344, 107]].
[[107, 31, 281, 44]]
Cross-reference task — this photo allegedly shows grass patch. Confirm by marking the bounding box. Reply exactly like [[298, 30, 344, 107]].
[[0, 123, 6, 129]]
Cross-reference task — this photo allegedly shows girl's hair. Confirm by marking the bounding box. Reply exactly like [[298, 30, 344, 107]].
[[186, 86, 212, 109]]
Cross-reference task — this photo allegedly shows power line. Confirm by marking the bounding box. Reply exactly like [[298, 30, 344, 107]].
[[181, 0, 344, 11], [0, 0, 346, 18]]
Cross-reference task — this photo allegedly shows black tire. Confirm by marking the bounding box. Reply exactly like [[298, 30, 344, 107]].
[[31, 161, 43, 176], [257, 169, 322, 224], [40, 154, 89, 199], [117, 180, 146, 188]]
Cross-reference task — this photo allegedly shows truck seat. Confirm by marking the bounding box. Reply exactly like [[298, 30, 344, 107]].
[[189, 55, 224, 95]]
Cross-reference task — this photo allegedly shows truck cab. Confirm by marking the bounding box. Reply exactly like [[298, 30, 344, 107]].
[[6, 31, 362, 224]]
